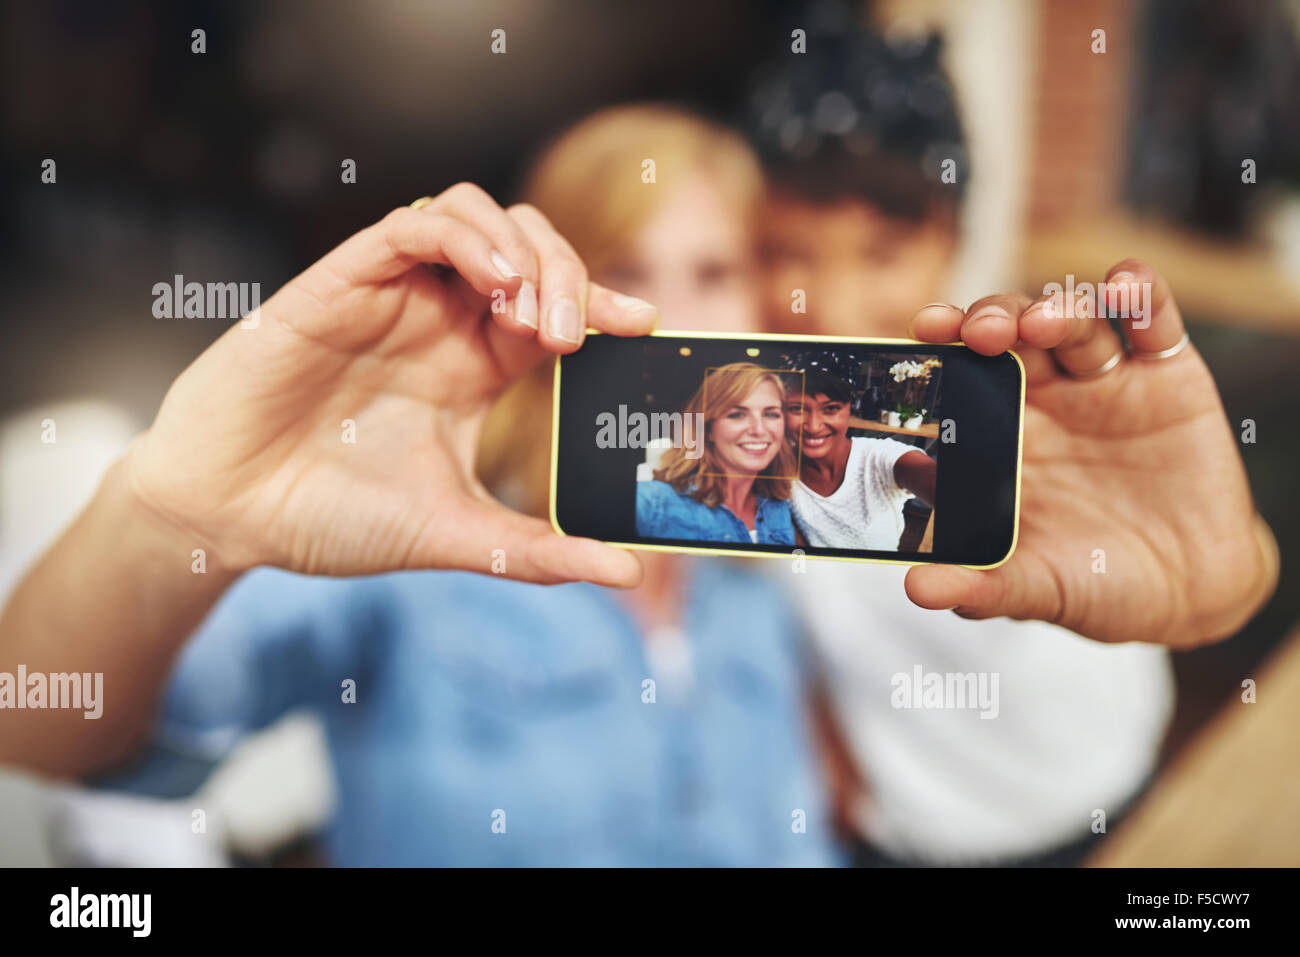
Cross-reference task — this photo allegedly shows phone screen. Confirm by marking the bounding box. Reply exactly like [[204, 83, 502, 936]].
[[551, 332, 1023, 568]]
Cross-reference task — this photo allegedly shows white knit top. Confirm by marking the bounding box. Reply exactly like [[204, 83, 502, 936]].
[[790, 437, 917, 549]]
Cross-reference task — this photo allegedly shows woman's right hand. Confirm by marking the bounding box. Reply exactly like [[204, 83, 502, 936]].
[[126, 185, 658, 586]]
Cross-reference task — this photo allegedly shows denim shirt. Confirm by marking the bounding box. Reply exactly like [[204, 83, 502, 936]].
[[636, 480, 796, 545], [94, 563, 838, 867]]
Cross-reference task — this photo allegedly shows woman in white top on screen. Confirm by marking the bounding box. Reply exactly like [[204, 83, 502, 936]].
[[784, 365, 936, 550]]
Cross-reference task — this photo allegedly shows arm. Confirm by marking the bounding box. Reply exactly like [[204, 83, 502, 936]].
[[892, 450, 937, 508], [0, 458, 235, 778], [0, 186, 659, 778]]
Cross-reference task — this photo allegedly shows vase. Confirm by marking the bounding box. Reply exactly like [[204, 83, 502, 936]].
[[887, 411, 902, 427], [904, 414, 923, 430], [878, 410, 891, 424]]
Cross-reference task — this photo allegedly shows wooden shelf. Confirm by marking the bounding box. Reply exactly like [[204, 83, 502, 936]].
[[848, 417, 940, 439], [1023, 212, 1300, 334]]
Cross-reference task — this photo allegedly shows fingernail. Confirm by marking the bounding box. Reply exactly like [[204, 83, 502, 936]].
[[919, 302, 960, 312], [490, 250, 521, 281], [1104, 273, 1138, 313], [966, 308, 1009, 326], [515, 281, 538, 329], [1024, 300, 1052, 319], [611, 292, 658, 317], [548, 296, 582, 343]]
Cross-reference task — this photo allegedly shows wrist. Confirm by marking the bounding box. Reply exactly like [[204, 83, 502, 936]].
[[116, 438, 253, 585]]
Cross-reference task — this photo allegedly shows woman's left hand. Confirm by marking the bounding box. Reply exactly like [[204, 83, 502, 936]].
[[904, 260, 1278, 648]]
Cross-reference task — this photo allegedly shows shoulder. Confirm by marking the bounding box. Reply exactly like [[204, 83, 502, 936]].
[[638, 479, 696, 511], [204, 567, 385, 634], [851, 435, 915, 457], [637, 479, 678, 503], [208, 567, 591, 639], [852, 436, 917, 471], [382, 570, 604, 630], [381, 573, 622, 697]]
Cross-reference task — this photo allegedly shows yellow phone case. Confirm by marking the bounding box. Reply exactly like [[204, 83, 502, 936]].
[[549, 329, 1026, 570]]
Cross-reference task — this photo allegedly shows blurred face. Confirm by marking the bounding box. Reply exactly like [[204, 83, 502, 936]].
[[784, 391, 851, 461], [759, 194, 955, 338], [708, 379, 784, 476], [599, 172, 759, 334]]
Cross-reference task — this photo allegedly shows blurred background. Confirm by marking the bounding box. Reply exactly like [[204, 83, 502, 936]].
[[2, 0, 1298, 865]]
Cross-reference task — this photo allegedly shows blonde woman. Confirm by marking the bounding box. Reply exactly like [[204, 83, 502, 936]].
[[637, 362, 797, 544]]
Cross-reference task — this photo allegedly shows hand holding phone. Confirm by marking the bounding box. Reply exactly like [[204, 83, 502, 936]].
[[900, 275, 1275, 648], [125, 186, 659, 587]]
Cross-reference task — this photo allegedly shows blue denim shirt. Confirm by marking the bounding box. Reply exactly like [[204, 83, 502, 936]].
[[97, 562, 838, 867], [636, 480, 796, 545]]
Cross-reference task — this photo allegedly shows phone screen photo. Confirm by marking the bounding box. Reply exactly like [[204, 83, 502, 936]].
[[551, 332, 1024, 568]]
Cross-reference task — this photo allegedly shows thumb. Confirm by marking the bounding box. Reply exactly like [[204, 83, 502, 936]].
[[903, 563, 1011, 620], [433, 501, 644, 587], [526, 531, 645, 588]]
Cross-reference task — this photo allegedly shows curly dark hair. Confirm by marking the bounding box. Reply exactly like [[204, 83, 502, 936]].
[[778, 348, 859, 404], [741, 6, 967, 223]]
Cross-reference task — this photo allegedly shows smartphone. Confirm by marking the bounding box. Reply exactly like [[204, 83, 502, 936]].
[[550, 331, 1024, 568]]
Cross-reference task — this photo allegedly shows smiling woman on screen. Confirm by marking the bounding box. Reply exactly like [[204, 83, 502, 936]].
[[636, 362, 798, 545]]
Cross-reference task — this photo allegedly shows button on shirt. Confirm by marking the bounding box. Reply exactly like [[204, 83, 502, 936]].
[[636, 480, 796, 545], [95, 561, 837, 867]]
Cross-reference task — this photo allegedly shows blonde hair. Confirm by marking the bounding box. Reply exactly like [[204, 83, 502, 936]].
[[654, 363, 795, 507], [476, 104, 764, 517]]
